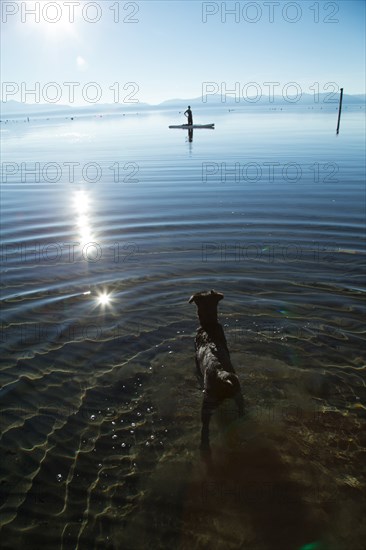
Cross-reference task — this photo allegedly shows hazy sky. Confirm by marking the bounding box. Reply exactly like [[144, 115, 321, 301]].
[[1, 0, 365, 105]]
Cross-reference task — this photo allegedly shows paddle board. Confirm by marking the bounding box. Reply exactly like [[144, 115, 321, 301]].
[[169, 124, 215, 129]]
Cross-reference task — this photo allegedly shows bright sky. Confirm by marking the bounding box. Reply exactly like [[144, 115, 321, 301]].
[[1, 0, 365, 105]]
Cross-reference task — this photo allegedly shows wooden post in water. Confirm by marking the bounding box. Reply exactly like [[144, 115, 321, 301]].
[[336, 87, 344, 135]]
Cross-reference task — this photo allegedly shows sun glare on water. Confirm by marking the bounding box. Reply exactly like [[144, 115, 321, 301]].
[[71, 190, 95, 246], [73, 190, 89, 215], [97, 293, 111, 306]]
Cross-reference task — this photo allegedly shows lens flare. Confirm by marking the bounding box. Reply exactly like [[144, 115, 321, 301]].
[[97, 293, 111, 306]]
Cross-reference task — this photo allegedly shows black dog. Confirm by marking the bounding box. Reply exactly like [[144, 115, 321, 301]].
[[189, 290, 244, 450]]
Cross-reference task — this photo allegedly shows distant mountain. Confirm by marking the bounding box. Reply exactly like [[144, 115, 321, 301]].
[[0, 100, 151, 117], [158, 93, 366, 108], [1, 93, 364, 117]]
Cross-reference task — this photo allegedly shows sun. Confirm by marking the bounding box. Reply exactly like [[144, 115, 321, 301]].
[[21, 1, 79, 39]]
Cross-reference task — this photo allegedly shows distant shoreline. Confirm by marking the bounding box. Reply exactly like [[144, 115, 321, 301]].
[[1, 93, 365, 119]]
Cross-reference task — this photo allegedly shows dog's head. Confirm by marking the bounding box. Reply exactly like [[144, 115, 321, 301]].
[[188, 289, 224, 327], [204, 369, 241, 400], [216, 371, 241, 399]]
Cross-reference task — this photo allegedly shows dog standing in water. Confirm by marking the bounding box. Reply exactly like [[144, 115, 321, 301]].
[[189, 290, 244, 451]]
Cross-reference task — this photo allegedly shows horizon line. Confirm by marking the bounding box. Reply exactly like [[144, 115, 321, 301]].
[[1, 91, 366, 109]]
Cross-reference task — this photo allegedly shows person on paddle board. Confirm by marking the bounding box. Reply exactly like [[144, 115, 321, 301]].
[[184, 106, 193, 126]]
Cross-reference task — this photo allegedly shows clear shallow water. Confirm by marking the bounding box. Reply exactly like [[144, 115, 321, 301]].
[[1, 108, 365, 549]]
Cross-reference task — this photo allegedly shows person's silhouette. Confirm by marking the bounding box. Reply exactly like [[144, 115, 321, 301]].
[[184, 105, 193, 126]]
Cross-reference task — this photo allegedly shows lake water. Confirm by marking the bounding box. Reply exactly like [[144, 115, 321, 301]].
[[1, 107, 365, 549]]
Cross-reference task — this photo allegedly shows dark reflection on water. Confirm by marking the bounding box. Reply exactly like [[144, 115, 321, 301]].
[[1, 110, 365, 549], [127, 444, 322, 550]]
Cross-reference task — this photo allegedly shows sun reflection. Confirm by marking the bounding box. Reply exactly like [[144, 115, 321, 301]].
[[96, 292, 113, 308], [72, 190, 95, 246], [73, 190, 89, 214]]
